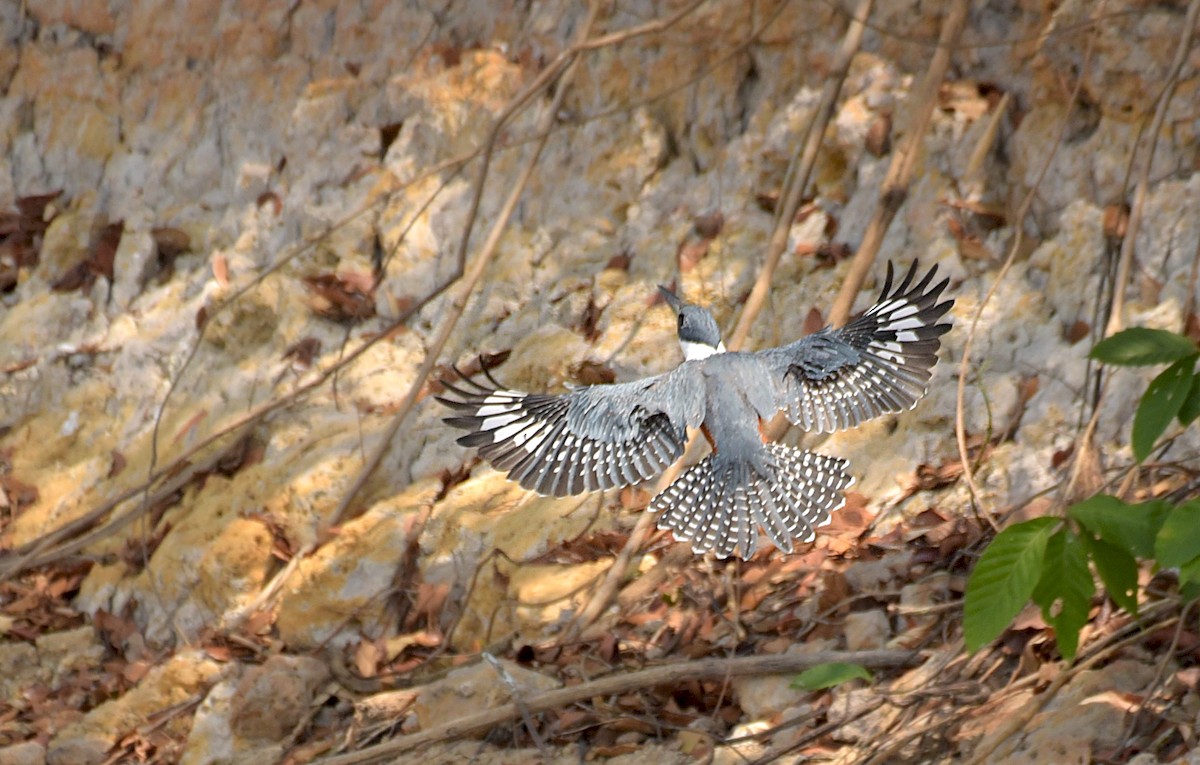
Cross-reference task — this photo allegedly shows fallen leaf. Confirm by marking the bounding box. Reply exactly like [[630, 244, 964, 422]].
[[866, 113, 892, 156], [283, 336, 322, 369], [677, 237, 709, 273], [256, 190, 283, 215], [354, 639, 383, 678], [107, 450, 127, 478], [1103, 203, 1129, 241], [693, 211, 724, 240], [571, 359, 615, 385], [303, 273, 377, 322], [211, 253, 229, 287]]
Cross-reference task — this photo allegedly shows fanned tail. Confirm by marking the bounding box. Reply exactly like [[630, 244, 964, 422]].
[[651, 444, 853, 559]]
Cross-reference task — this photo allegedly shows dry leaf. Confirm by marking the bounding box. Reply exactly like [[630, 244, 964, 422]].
[[866, 113, 892, 156], [354, 639, 383, 678], [211, 252, 229, 287], [693, 211, 724, 239], [303, 273, 377, 322]]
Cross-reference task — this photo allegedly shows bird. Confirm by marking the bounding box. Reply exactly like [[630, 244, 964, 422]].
[[438, 261, 953, 559]]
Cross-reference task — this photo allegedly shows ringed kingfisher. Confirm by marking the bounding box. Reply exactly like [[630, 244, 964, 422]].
[[439, 261, 953, 559]]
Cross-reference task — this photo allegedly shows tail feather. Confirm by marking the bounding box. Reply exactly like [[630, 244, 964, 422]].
[[652, 444, 853, 559]]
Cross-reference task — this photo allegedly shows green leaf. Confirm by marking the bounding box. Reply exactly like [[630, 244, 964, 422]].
[[1179, 556, 1200, 587], [1079, 532, 1139, 616], [1031, 529, 1094, 662], [1180, 580, 1200, 602], [1068, 495, 1169, 559], [1179, 372, 1200, 427], [1132, 357, 1197, 461], [1090, 328, 1197, 366], [791, 662, 874, 691], [1155, 500, 1200, 568], [964, 518, 1059, 652]]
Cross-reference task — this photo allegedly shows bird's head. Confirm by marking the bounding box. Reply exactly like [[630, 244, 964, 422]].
[[658, 285, 727, 361]]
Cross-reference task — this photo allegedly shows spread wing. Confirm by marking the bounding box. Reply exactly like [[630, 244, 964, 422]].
[[757, 260, 953, 433], [438, 362, 706, 497]]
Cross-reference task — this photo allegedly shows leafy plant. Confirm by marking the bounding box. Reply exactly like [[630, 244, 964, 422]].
[[963, 328, 1200, 661], [1091, 327, 1200, 461], [791, 662, 873, 691]]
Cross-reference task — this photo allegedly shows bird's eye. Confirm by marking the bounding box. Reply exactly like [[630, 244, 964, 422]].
[[677, 315, 685, 329]]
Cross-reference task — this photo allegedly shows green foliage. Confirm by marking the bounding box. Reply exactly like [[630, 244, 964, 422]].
[[1132, 356, 1199, 461], [1090, 327, 1197, 366], [1068, 495, 1167, 559], [791, 662, 873, 691], [1031, 529, 1094, 661], [1078, 533, 1139, 615], [1179, 373, 1200, 427], [963, 327, 1200, 662], [1155, 500, 1200, 569], [963, 518, 1058, 653]]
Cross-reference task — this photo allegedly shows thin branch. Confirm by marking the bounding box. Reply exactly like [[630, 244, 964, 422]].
[[327, 6, 599, 527], [1105, 0, 1200, 335], [955, 12, 1096, 515], [963, 611, 1180, 765], [827, 0, 970, 326], [318, 649, 920, 764], [728, 0, 872, 350]]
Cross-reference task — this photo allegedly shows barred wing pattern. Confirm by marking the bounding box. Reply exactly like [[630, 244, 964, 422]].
[[438, 364, 705, 497], [758, 261, 953, 434]]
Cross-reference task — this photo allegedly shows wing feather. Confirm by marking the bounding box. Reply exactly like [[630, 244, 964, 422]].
[[757, 260, 953, 433], [438, 362, 705, 497]]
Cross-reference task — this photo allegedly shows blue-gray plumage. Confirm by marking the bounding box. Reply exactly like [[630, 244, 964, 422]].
[[439, 260, 954, 559]]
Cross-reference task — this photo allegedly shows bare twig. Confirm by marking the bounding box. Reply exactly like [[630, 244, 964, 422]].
[[963, 610, 1180, 765], [827, 0, 970, 326], [955, 14, 1096, 515], [728, 0, 873, 350], [327, 5, 599, 527], [320, 649, 920, 764], [1105, 0, 1200, 335]]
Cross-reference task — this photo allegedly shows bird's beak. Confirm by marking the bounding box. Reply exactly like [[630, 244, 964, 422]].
[[657, 285, 683, 313]]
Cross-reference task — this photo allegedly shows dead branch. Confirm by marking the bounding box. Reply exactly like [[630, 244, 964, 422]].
[[1105, 0, 1200, 335], [963, 609, 1181, 765], [827, 0, 970, 326], [728, 0, 872, 351], [955, 16, 1095, 514], [327, 6, 600, 528], [320, 649, 920, 764]]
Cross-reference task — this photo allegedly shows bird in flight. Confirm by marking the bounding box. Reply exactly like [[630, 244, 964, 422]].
[[439, 261, 953, 559]]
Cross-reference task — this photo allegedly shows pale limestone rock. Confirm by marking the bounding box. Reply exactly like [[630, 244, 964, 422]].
[[843, 609, 890, 652], [969, 659, 1157, 764], [1040, 0, 1200, 119], [0, 741, 46, 765], [842, 551, 913, 593], [0, 642, 40, 703], [180, 677, 241, 765], [509, 559, 612, 643], [275, 480, 440, 650], [828, 686, 886, 744], [48, 651, 223, 765], [35, 626, 106, 687], [110, 226, 155, 310], [893, 573, 951, 646], [731, 641, 836, 721], [31, 205, 93, 291], [229, 654, 329, 740], [411, 657, 558, 731], [731, 671, 801, 722]]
